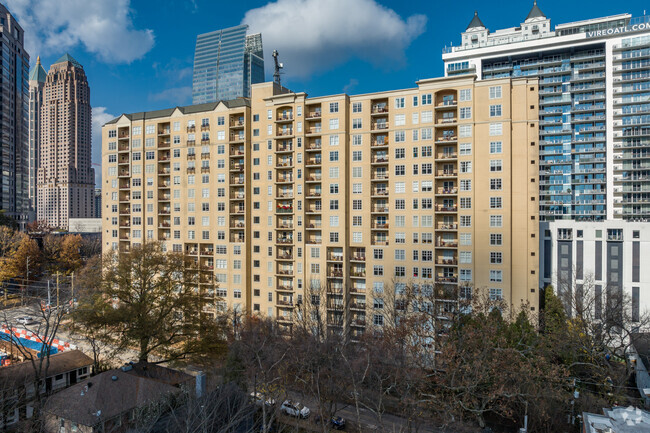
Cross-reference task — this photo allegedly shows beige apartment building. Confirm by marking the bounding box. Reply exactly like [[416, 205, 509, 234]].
[[102, 75, 539, 337]]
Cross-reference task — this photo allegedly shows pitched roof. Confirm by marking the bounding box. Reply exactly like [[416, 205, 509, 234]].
[[104, 98, 251, 126], [0, 350, 93, 388], [43, 368, 184, 427], [53, 53, 83, 68], [466, 11, 485, 30], [526, 1, 546, 20], [29, 56, 46, 82]]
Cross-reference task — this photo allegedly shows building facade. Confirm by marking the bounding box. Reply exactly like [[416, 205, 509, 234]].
[[28, 56, 46, 221], [442, 4, 650, 315], [37, 54, 94, 229], [103, 76, 540, 336], [0, 4, 30, 229], [94, 188, 101, 218], [192, 24, 265, 104], [443, 5, 650, 221]]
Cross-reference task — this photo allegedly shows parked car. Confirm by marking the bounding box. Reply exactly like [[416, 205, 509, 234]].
[[280, 400, 310, 418], [250, 391, 276, 407], [315, 415, 346, 430], [331, 416, 346, 430], [16, 316, 36, 325]]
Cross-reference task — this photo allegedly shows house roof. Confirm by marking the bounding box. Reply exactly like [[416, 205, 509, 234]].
[[29, 56, 46, 82], [43, 368, 185, 427], [525, 1, 546, 21], [53, 53, 83, 68], [104, 98, 250, 126], [0, 350, 93, 388], [466, 11, 485, 30]]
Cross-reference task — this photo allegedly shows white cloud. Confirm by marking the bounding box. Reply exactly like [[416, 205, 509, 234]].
[[343, 78, 359, 93], [242, 0, 426, 78], [149, 86, 193, 105], [92, 106, 116, 186], [5, 0, 154, 63]]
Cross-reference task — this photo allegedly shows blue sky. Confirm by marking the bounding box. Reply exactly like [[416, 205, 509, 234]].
[[5, 0, 650, 185]]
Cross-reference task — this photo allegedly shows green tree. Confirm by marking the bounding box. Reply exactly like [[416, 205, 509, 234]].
[[73, 242, 226, 363]]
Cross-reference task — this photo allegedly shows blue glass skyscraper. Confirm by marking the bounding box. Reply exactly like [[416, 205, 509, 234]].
[[192, 24, 265, 104]]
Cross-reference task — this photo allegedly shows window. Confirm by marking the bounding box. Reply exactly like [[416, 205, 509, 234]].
[[395, 131, 405, 142], [395, 148, 405, 159], [373, 315, 384, 326], [490, 197, 502, 209], [395, 114, 406, 126], [459, 124, 471, 138], [421, 111, 433, 123], [460, 107, 472, 119], [395, 182, 405, 193], [489, 288, 503, 300], [459, 143, 471, 155], [421, 94, 432, 105], [395, 165, 405, 176], [459, 88, 471, 102], [395, 199, 405, 210], [489, 86, 502, 99], [353, 102, 362, 112], [460, 161, 472, 173], [460, 179, 471, 191], [490, 160, 502, 172], [490, 270, 503, 282], [460, 251, 472, 264], [490, 215, 503, 228], [352, 118, 362, 129], [460, 215, 471, 227], [329, 151, 339, 162], [460, 233, 472, 246], [395, 97, 405, 108], [460, 197, 472, 209], [489, 123, 502, 136], [329, 102, 339, 113], [330, 135, 339, 146], [490, 234, 503, 246], [352, 135, 362, 146], [490, 178, 502, 190], [490, 141, 502, 154], [329, 118, 339, 130], [490, 252, 503, 264], [353, 232, 362, 243], [352, 151, 362, 161], [489, 105, 502, 117]]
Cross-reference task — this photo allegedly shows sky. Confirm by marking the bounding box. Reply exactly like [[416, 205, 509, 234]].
[[5, 0, 649, 186]]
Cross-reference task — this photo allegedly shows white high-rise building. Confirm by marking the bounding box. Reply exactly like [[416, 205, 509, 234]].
[[442, 3, 650, 316]]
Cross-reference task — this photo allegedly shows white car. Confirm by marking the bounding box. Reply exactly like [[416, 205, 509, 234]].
[[250, 391, 276, 407], [281, 400, 310, 418], [16, 316, 36, 325]]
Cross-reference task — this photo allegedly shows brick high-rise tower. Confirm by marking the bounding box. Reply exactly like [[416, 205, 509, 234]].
[[37, 54, 94, 229]]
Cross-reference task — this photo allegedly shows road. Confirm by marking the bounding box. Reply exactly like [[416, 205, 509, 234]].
[[284, 392, 444, 433]]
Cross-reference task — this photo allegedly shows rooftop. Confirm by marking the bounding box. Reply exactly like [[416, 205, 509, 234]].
[[583, 406, 650, 433], [52, 53, 83, 69], [0, 350, 93, 388], [43, 362, 193, 427]]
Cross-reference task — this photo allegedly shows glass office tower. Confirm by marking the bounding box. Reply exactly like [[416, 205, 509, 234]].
[[192, 24, 265, 104], [443, 5, 650, 222]]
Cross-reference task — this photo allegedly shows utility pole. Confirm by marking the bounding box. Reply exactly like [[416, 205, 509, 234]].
[[56, 272, 60, 310], [48, 279, 51, 307], [71, 272, 75, 307]]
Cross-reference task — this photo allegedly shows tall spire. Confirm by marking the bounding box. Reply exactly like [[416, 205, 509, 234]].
[[466, 11, 486, 31], [29, 55, 46, 83], [526, 1, 546, 21]]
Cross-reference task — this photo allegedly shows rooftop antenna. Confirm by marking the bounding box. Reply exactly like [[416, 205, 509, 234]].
[[272, 50, 283, 86]]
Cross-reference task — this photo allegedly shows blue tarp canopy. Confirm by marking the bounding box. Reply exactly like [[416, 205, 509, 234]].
[[0, 333, 58, 357]]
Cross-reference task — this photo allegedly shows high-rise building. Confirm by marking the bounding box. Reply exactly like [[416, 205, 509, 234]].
[[192, 24, 264, 105], [442, 4, 650, 313], [28, 56, 46, 220], [443, 4, 650, 221], [0, 4, 30, 229], [37, 54, 94, 229], [103, 76, 540, 335]]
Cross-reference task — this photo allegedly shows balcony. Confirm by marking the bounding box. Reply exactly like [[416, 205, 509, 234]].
[[371, 138, 389, 147], [371, 123, 388, 131], [276, 113, 294, 122], [371, 106, 389, 114], [436, 170, 458, 178], [307, 110, 322, 119], [371, 222, 389, 230], [277, 144, 293, 153], [436, 187, 458, 195], [307, 127, 322, 135], [371, 156, 389, 164], [230, 134, 245, 142], [230, 119, 245, 128], [436, 240, 458, 248], [306, 175, 322, 182], [435, 258, 458, 265], [277, 129, 294, 137], [200, 124, 210, 132], [436, 136, 457, 143], [187, 126, 196, 133], [435, 205, 458, 213], [435, 276, 458, 284], [230, 147, 245, 156]]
